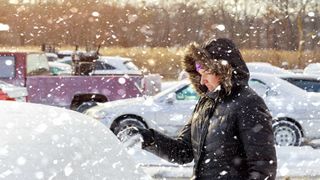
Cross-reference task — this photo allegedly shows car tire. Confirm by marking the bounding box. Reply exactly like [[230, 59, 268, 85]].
[[273, 120, 303, 146], [75, 101, 98, 113], [114, 117, 146, 142]]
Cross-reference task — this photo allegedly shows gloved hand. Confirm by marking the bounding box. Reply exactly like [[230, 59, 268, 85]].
[[129, 126, 155, 147]]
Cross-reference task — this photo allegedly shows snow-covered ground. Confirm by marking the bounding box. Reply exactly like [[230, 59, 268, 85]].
[[124, 136, 320, 179]]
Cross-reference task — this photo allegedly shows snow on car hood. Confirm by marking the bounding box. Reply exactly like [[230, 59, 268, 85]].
[[0, 101, 150, 179]]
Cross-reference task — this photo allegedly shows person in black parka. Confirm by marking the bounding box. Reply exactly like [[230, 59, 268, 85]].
[[136, 38, 277, 180]]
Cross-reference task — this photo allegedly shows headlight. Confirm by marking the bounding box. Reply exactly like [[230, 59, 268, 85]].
[[92, 110, 109, 120]]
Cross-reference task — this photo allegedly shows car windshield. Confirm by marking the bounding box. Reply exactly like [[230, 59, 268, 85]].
[[282, 78, 320, 92], [0, 56, 15, 78], [153, 81, 188, 100]]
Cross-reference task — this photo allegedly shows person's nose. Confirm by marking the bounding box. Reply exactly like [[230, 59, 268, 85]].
[[200, 75, 207, 85]]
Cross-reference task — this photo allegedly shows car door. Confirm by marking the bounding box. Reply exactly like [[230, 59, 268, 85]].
[[155, 85, 199, 136]]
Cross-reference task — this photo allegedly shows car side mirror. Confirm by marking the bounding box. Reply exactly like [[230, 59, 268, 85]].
[[266, 89, 278, 96], [165, 92, 176, 104]]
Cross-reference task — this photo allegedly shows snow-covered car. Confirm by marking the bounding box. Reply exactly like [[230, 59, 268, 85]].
[[249, 73, 320, 146], [45, 52, 58, 62], [56, 50, 74, 59], [48, 61, 72, 75], [0, 101, 149, 179], [56, 56, 72, 65], [247, 62, 292, 75], [85, 73, 320, 146], [304, 63, 320, 75], [85, 79, 197, 138], [0, 80, 28, 101], [92, 56, 142, 75]]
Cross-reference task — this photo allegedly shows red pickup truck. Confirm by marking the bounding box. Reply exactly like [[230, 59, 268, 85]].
[[0, 52, 144, 111]]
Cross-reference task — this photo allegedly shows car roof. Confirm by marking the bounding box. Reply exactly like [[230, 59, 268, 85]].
[[246, 62, 292, 75], [278, 73, 320, 80], [98, 56, 132, 66], [0, 101, 148, 179], [99, 56, 132, 61]]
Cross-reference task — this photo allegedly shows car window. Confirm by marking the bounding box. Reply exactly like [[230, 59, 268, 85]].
[[47, 56, 57, 62], [99, 61, 116, 70], [283, 78, 320, 92], [0, 56, 15, 78], [49, 66, 64, 75], [249, 79, 268, 97], [176, 85, 199, 100], [94, 61, 106, 70], [27, 53, 50, 75]]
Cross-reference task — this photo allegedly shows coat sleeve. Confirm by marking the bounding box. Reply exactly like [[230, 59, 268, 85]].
[[142, 114, 194, 164], [236, 95, 277, 180]]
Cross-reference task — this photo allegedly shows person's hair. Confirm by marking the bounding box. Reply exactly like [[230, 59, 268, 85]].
[[191, 46, 233, 94], [185, 43, 233, 94]]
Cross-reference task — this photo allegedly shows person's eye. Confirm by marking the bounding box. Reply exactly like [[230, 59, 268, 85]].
[[204, 70, 211, 74]]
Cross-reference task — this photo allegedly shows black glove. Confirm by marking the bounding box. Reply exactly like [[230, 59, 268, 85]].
[[130, 127, 155, 147]]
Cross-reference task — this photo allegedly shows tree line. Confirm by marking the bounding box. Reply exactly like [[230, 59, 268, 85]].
[[0, 0, 319, 52]]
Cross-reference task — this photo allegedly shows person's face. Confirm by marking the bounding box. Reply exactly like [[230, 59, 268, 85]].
[[198, 69, 221, 92]]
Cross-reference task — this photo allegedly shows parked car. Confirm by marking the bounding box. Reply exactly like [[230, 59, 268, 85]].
[[93, 56, 142, 75], [56, 50, 74, 59], [304, 63, 320, 75], [0, 80, 28, 101], [0, 101, 150, 179], [247, 62, 292, 75], [48, 61, 72, 75], [45, 52, 58, 62], [85, 74, 320, 146], [56, 56, 72, 65], [49, 62, 72, 75]]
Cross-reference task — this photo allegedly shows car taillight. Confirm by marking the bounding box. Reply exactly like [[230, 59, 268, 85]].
[[0, 90, 16, 101]]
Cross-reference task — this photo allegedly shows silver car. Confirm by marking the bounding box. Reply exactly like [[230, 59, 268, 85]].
[[85, 74, 320, 146]]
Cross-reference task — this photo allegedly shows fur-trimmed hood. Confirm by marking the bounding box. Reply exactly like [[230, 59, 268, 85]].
[[182, 38, 249, 96]]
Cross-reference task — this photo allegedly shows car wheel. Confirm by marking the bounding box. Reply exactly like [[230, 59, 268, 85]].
[[114, 117, 146, 142], [273, 120, 303, 146], [75, 101, 98, 113]]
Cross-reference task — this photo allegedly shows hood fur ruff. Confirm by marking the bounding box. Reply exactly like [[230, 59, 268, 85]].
[[182, 38, 250, 96]]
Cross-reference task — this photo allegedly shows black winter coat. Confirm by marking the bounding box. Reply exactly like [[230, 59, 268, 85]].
[[143, 38, 277, 179]]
